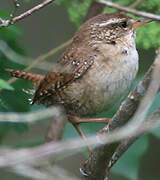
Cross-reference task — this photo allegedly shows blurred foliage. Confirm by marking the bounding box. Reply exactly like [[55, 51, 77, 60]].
[[0, 11, 30, 111], [0, 11, 30, 140], [0, 1, 160, 180], [55, 0, 91, 27]]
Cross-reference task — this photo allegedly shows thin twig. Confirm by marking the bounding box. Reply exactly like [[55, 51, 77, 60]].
[[11, 164, 55, 180], [96, 0, 160, 20], [0, 0, 55, 27], [0, 40, 54, 71], [24, 39, 72, 72], [0, 106, 62, 124], [11, 164, 79, 180], [129, 0, 143, 8]]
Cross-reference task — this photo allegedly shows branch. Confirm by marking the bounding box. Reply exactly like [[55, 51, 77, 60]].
[[96, 0, 160, 20], [0, 40, 67, 72], [24, 39, 72, 72], [81, 49, 160, 179], [108, 108, 160, 174], [11, 164, 79, 180], [45, 115, 67, 142], [0, 0, 55, 28], [12, 164, 56, 180], [0, 105, 67, 145], [0, 106, 62, 124]]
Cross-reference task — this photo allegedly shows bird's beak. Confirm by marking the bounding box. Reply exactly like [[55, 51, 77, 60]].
[[132, 19, 152, 30]]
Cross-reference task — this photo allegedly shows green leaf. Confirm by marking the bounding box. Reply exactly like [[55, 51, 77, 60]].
[[111, 135, 149, 180], [0, 99, 7, 109], [0, 79, 14, 90]]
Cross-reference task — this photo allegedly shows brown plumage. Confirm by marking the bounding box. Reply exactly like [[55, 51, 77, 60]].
[[32, 47, 95, 110]]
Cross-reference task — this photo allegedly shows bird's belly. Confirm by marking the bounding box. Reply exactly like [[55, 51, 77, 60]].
[[85, 74, 136, 115], [64, 77, 135, 116]]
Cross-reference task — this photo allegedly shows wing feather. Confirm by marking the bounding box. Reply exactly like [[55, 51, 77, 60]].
[[32, 47, 96, 104]]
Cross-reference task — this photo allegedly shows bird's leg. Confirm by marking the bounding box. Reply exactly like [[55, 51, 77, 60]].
[[73, 123, 93, 154], [68, 116, 111, 124], [68, 116, 111, 154]]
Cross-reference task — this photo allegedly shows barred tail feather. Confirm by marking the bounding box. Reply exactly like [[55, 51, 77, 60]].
[[6, 69, 44, 88]]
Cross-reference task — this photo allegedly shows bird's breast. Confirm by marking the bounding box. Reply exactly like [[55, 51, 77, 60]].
[[89, 45, 139, 113]]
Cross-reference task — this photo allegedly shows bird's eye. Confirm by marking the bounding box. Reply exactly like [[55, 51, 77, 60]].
[[120, 21, 127, 28]]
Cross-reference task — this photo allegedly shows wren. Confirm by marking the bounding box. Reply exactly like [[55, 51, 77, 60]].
[[7, 12, 152, 153]]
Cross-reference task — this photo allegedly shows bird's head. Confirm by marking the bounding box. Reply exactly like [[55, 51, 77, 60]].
[[74, 12, 152, 47]]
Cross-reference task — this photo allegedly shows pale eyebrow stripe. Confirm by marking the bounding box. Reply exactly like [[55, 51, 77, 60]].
[[99, 18, 122, 27]]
